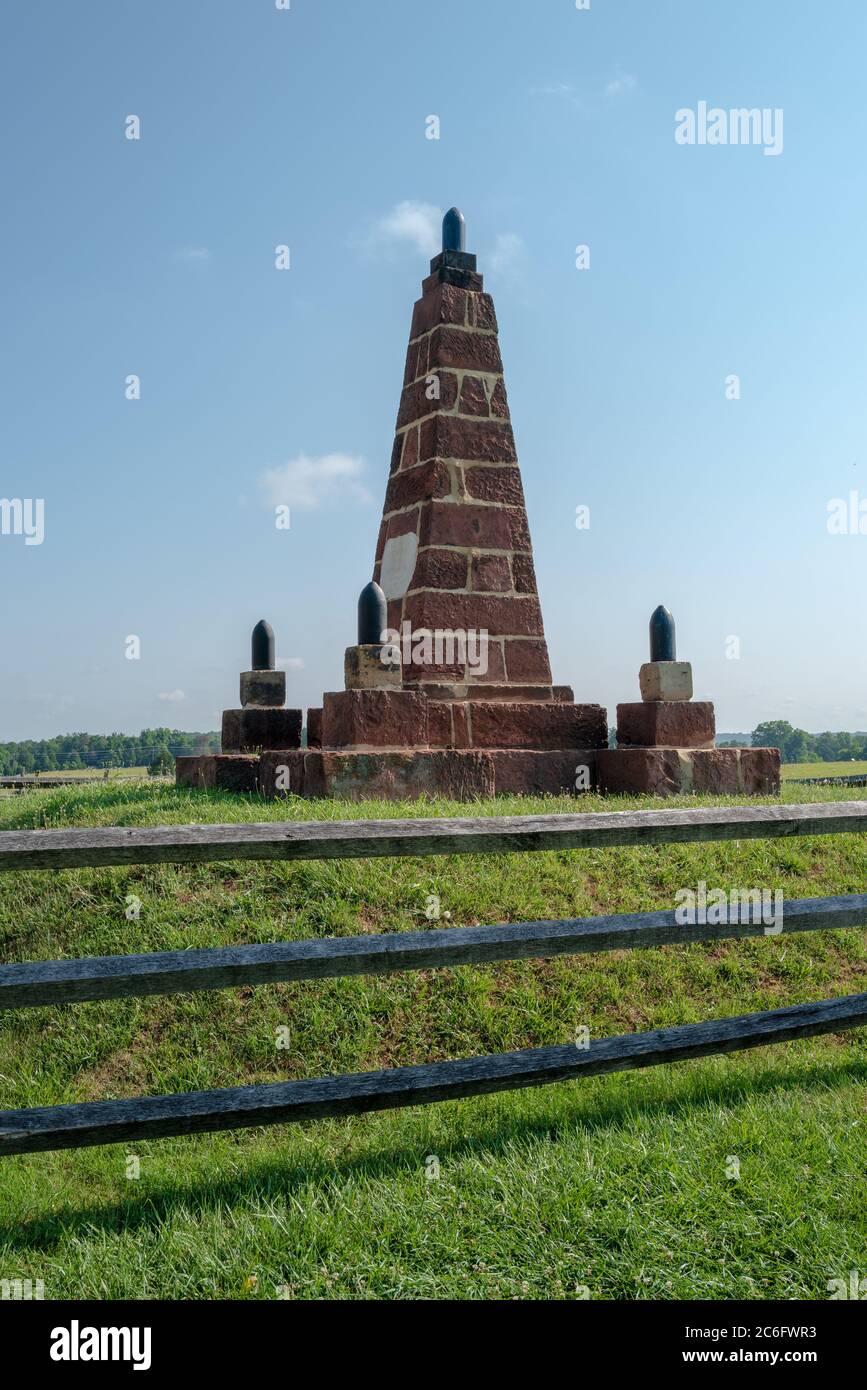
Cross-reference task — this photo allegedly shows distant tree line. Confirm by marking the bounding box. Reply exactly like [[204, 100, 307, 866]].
[[0, 729, 220, 775], [717, 722, 867, 764]]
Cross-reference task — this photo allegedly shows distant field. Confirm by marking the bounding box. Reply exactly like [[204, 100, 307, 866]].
[[1, 767, 150, 781], [781, 761, 867, 780], [0, 780, 865, 1300]]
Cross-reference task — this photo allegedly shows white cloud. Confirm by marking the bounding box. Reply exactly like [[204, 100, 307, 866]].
[[530, 82, 582, 109], [260, 453, 371, 511], [605, 71, 637, 97], [487, 232, 524, 279], [368, 201, 441, 257], [158, 689, 185, 703], [278, 656, 305, 671]]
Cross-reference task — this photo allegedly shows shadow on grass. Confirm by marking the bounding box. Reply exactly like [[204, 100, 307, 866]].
[[4, 1052, 864, 1253]]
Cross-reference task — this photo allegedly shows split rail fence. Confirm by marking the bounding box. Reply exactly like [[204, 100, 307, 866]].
[[0, 801, 865, 1156]]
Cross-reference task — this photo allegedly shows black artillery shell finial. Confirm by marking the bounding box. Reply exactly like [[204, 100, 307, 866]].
[[358, 581, 387, 645], [251, 619, 276, 671], [442, 207, 466, 253], [649, 605, 676, 662]]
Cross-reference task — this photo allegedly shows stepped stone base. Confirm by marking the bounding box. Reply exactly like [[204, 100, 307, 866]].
[[176, 754, 260, 793], [177, 747, 599, 800], [597, 747, 780, 797]]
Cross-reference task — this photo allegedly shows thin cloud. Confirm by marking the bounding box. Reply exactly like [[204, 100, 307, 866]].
[[365, 201, 441, 257], [260, 452, 371, 511], [487, 232, 525, 280], [605, 71, 637, 97], [278, 656, 305, 671], [530, 82, 582, 109], [157, 689, 185, 703]]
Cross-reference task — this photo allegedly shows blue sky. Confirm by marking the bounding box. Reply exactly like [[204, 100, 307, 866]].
[[2, 0, 867, 742]]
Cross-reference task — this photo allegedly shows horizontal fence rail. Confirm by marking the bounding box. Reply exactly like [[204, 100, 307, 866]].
[[1, 993, 864, 1156], [2, 801, 867, 873], [2, 893, 865, 1012]]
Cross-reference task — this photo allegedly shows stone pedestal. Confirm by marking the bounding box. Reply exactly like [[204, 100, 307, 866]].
[[240, 669, 286, 708], [639, 661, 692, 702], [344, 644, 401, 691], [222, 707, 302, 753]]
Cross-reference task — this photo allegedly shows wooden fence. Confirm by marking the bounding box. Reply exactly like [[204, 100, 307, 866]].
[[0, 802, 865, 1156]]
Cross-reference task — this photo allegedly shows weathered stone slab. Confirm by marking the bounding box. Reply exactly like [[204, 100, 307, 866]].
[[467, 701, 608, 750], [239, 669, 286, 709], [221, 708, 302, 754], [175, 755, 260, 793], [344, 644, 401, 691], [598, 746, 779, 798], [489, 749, 599, 796], [321, 690, 429, 748], [616, 701, 715, 748], [638, 661, 693, 703]]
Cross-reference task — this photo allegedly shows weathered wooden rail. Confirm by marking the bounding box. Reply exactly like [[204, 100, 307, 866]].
[[0, 802, 865, 1156], [1, 801, 866, 872]]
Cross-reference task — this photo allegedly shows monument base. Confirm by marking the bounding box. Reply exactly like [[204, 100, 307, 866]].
[[597, 746, 780, 796], [177, 747, 600, 800]]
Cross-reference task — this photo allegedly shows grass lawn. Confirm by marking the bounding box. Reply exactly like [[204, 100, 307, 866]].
[[781, 760, 867, 780], [0, 781, 864, 1301]]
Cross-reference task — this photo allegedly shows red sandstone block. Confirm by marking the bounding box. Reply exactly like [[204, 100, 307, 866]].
[[403, 591, 544, 637], [491, 749, 598, 796], [410, 282, 469, 338], [385, 459, 452, 513], [418, 501, 514, 550], [512, 553, 537, 594], [386, 510, 419, 542], [390, 434, 404, 473], [259, 750, 325, 798], [490, 380, 509, 419], [452, 702, 472, 747], [741, 747, 781, 795], [321, 690, 429, 748], [422, 269, 484, 294], [403, 342, 418, 388], [472, 294, 498, 332], [691, 748, 741, 794], [322, 749, 494, 800], [508, 509, 531, 551], [428, 325, 503, 374], [553, 686, 575, 702], [464, 465, 524, 506], [401, 426, 419, 470], [458, 375, 490, 416], [221, 708, 302, 753], [306, 708, 322, 749], [468, 700, 607, 750], [616, 701, 716, 748], [597, 748, 684, 796], [402, 661, 467, 686], [396, 372, 459, 429], [411, 547, 468, 590], [427, 702, 452, 747], [503, 639, 552, 684], [175, 754, 260, 793], [465, 639, 506, 682], [419, 414, 517, 464], [470, 553, 511, 591]]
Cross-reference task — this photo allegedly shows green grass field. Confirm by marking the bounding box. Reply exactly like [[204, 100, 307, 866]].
[[780, 760, 867, 780], [0, 782, 864, 1300]]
